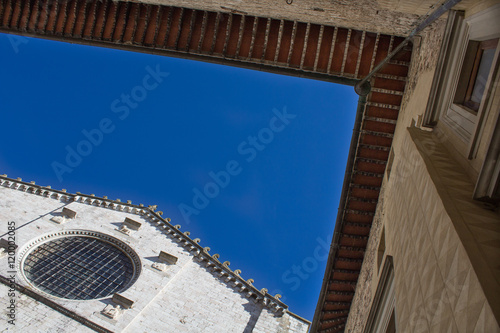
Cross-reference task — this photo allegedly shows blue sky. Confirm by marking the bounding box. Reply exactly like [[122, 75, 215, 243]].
[[0, 32, 358, 320]]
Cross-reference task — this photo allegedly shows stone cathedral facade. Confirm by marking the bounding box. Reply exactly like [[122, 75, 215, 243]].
[[0, 178, 309, 332]]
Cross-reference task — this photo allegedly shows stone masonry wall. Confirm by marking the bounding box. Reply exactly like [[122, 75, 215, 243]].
[[0, 283, 95, 333], [138, 0, 420, 36], [0, 184, 309, 332], [345, 4, 500, 330]]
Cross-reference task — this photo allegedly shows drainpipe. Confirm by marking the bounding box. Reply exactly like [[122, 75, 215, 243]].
[[354, 0, 463, 96]]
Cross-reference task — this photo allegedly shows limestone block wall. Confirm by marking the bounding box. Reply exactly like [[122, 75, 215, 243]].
[[138, 0, 420, 36], [0, 183, 309, 332], [376, 0, 499, 17], [0, 283, 94, 333]]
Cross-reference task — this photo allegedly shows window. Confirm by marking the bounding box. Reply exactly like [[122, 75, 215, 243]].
[[474, 115, 500, 203], [454, 38, 498, 112], [364, 256, 396, 333], [377, 227, 386, 273], [424, 7, 500, 145], [423, 6, 500, 202], [21, 232, 140, 300]]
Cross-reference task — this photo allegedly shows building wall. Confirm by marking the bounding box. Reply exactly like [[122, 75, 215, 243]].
[[0, 283, 95, 333], [345, 3, 500, 331], [0, 184, 309, 332], [138, 0, 419, 36], [376, 0, 497, 17]]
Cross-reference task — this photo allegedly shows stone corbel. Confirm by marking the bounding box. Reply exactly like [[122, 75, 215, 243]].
[[0, 238, 16, 258], [50, 207, 77, 224], [117, 217, 142, 235], [152, 250, 178, 271], [101, 293, 134, 320], [101, 304, 122, 319]]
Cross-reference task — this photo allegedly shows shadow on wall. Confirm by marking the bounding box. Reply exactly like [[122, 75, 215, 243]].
[[243, 301, 263, 333]]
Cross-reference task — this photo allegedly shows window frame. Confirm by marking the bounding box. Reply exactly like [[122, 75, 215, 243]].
[[363, 256, 396, 333], [455, 38, 499, 112], [423, 7, 500, 154]]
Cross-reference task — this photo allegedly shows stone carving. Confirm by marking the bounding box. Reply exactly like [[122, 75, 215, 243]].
[[117, 217, 141, 235], [50, 207, 77, 224], [152, 262, 167, 271], [117, 225, 131, 235], [101, 304, 122, 319], [50, 216, 66, 224], [152, 251, 178, 271]]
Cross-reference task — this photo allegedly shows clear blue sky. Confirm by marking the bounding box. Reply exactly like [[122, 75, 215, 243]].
[[0, 32, 358, 320]]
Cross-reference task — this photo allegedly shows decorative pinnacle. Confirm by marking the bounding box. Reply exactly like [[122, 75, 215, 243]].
[[193, 238, 201, 244], [222, 261, 230, 267], [148, 205, 157, 211], [247, 279, 254, 285], [212, 254, 220, 259], [174, 225, 181, 229], [234, 269, 241, 275], [166, 218, 171, 222], [203, 247, 211, 253], [184, 231, 190, 236], [157, 211, 163, 216], [274, 294, 282, 299], [261, 288, 268, 294]]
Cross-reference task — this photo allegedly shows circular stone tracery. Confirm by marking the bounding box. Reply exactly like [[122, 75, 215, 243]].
[[22, 233, 139, 300]]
